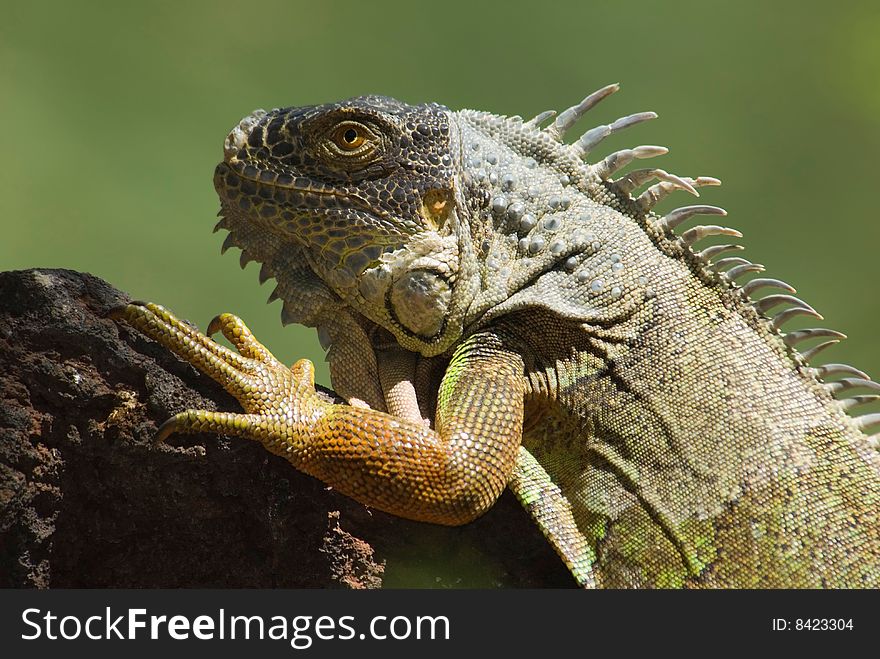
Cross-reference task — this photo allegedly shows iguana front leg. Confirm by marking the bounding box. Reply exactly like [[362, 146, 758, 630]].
[[374, 347, 433, 425], [115, 303, 525, 526]]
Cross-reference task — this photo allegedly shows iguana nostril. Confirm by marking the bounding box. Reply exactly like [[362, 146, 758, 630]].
[[224, 108, 268, 160]]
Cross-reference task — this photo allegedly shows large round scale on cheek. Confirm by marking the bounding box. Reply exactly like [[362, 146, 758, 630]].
[[390, 269, 451, 339]]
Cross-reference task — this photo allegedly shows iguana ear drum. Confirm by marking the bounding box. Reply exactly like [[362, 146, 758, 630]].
[[421, 188, 453, 231], [389, 269, 450, 339]]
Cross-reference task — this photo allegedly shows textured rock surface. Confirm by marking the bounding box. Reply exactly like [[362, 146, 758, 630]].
[[0, 269, 570, 588]]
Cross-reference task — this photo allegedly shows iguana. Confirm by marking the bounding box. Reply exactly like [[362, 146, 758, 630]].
[[114, 85, 880, 588]]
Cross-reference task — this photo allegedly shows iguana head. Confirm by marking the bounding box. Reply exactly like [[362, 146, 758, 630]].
[[214, 95, 479, 355], [214, 89, 716, 358]]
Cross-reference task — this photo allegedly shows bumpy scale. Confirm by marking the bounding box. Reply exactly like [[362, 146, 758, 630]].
[[116, 87, 880, 588]]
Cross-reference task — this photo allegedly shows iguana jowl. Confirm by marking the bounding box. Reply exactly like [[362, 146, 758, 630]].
[[116, 85, 880, 587]]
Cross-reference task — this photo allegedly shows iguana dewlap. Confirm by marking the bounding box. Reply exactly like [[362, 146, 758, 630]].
[[116, 86, 880, 587]]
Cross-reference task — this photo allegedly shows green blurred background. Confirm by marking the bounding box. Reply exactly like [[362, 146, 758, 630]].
[[2, 1, 878, 586]]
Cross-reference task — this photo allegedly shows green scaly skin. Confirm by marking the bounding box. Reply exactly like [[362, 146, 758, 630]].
[[117, 87, 880, 587]]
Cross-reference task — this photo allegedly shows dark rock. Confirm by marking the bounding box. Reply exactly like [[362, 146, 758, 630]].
[[0, 269, 572, 588]]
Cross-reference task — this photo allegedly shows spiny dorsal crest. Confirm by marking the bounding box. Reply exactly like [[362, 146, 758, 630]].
[[533, 83, 879, 447]]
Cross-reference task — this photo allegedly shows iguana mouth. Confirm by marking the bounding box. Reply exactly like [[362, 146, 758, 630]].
[[213, 160, 405, 241]]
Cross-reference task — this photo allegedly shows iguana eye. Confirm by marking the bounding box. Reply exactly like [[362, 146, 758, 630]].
[[332, 122, 368, 151]]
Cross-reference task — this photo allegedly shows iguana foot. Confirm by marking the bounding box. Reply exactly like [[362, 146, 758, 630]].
[[112, 302, 326, 451]]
